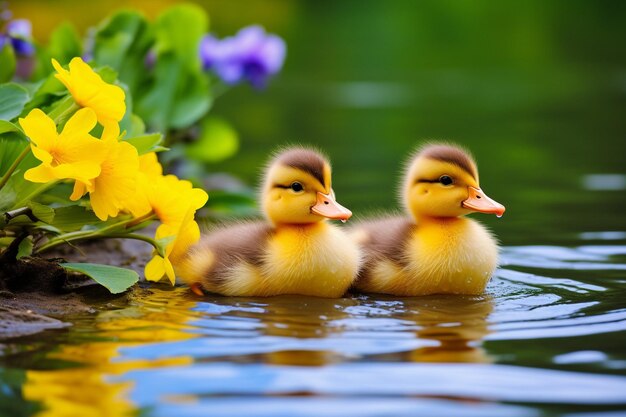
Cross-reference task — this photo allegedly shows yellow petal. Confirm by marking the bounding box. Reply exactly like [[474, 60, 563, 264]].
[[101, 122, 120, 143], [30, 144, 53, 165], [145, 256, 165, 282], [61, 107, 97, 139], [164, 258, 176, 285], [19, 109, 58, 150], [24, 164, 56, 183], [70, 181, 87, 201], [52, 57, 126, 127], [138, 153, 163, 178], [51, 161, 101, 183]]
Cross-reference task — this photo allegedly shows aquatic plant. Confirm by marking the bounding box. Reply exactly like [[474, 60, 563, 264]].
[[0, 4, 285, 293]]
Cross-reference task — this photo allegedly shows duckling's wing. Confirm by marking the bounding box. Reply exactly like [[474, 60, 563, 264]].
[[354, 216, 414, 265], [181, 221, 273, 291]]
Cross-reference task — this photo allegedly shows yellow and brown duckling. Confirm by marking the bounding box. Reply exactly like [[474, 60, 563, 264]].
[[180, 147, 360, 297], [351, 143, 505, 296]]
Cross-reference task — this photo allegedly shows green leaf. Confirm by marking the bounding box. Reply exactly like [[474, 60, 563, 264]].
[[0, 84, 30, 121], [0, 120, 23, 136], [125, 133, 166, 155], [0, 43, 16, 83], [154, 4, 208, 69], [17, 237, 33, 259], [137, 55, 211, 130], [28, 201, 55, 223], [61, 263, 139, 294], [93, 11, 154, 94], [186, 116, 239, 163], [47, 23, 82, 66], [51, 205, 100, 232], [126, 115, 146, 138], [21, 75, 66, 115]]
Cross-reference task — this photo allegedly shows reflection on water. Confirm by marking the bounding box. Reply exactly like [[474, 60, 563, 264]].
[[2, 236, 625, 417], [17, 291, 198, 417]]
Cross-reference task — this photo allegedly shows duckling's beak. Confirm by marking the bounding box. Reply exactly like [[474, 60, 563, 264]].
[[311, 192, 353, 221], [462, 187, 506, 217]]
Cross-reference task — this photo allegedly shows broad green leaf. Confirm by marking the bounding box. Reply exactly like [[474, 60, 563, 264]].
[[137, 55, 210, 130], [169, 73, 212, 129], [3, 202, 54, 226], [94, 11, 148, 69], [186, 116, 239, 163], [0, 120, 23, 136], [47, 23, 82, 66], [154, 4, 208, 69], [17, 237, 33, 259], [126, 114, 146, 138], [61, 263, 138, 294], [125, 133, 166, 155], [0, 44, 16, 83], [0, 84, 30, 121], [93, 10, 154, 95], [28, 201, 55, 223], [21, 74, 66, 115], [95, 65, 119, 84], [51, 205, 100, 232]]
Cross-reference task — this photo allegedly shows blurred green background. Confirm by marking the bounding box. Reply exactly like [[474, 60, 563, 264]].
[[14, 0, 626, 245]]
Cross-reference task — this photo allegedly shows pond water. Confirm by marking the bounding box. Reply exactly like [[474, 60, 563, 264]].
[[3, 1, 626, 416], [2, 235, 626, 417]]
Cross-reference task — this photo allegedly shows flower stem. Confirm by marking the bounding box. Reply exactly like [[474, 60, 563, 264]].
[[0, 145, 31, 191], [35, 213, 157, 253], [47, 96, 79, 125]]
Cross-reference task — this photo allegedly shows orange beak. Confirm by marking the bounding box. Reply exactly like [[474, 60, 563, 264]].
[[462, 187, 505, 217], [311, 192, 352, 221]]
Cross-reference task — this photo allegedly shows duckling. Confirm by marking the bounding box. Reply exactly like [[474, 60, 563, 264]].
[[351, 143, 505, 296], [180, 147, 359, 297]]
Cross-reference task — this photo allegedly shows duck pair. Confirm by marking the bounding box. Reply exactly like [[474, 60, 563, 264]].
[[179, 144, 505, 298]]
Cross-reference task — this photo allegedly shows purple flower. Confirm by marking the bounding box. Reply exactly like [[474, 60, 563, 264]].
[[200, 25, 286, 89], [5, 18, 34, 56]]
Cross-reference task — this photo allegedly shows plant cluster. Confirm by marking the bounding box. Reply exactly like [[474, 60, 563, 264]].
[[0, 4, 285, 292]]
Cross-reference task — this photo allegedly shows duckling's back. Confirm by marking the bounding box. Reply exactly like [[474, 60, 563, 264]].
[[179, 221, 273, 295]]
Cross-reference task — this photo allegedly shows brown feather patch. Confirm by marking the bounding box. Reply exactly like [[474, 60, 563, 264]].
[[352, 216, 415, 287], [418, 144, 477, 179], [275, 148, 327, 187], [192, 221, 273, 289]]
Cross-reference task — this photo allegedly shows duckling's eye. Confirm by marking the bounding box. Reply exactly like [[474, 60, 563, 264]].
[[290, 182, 304, 192], [439, 175, 454, 186]]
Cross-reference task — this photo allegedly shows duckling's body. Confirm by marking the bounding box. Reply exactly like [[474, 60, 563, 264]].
[[353, 215, 497, 295], [180, 148, 359, 297], [184, 221, 359, 297], [352, 143, 505, 296]]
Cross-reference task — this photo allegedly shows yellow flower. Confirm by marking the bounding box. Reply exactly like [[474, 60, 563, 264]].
[[123, 157, 208, 226], [70, 124, 140, 221], [121, 152, 163, 218], [21, 108, 106, 186], [145, 209, 201, 285], [52, 57, 126, 129]]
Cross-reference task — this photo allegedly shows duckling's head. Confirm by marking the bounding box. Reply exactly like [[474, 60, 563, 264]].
[[262, 147, 352, 225], [402, 143, 505, 220]]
